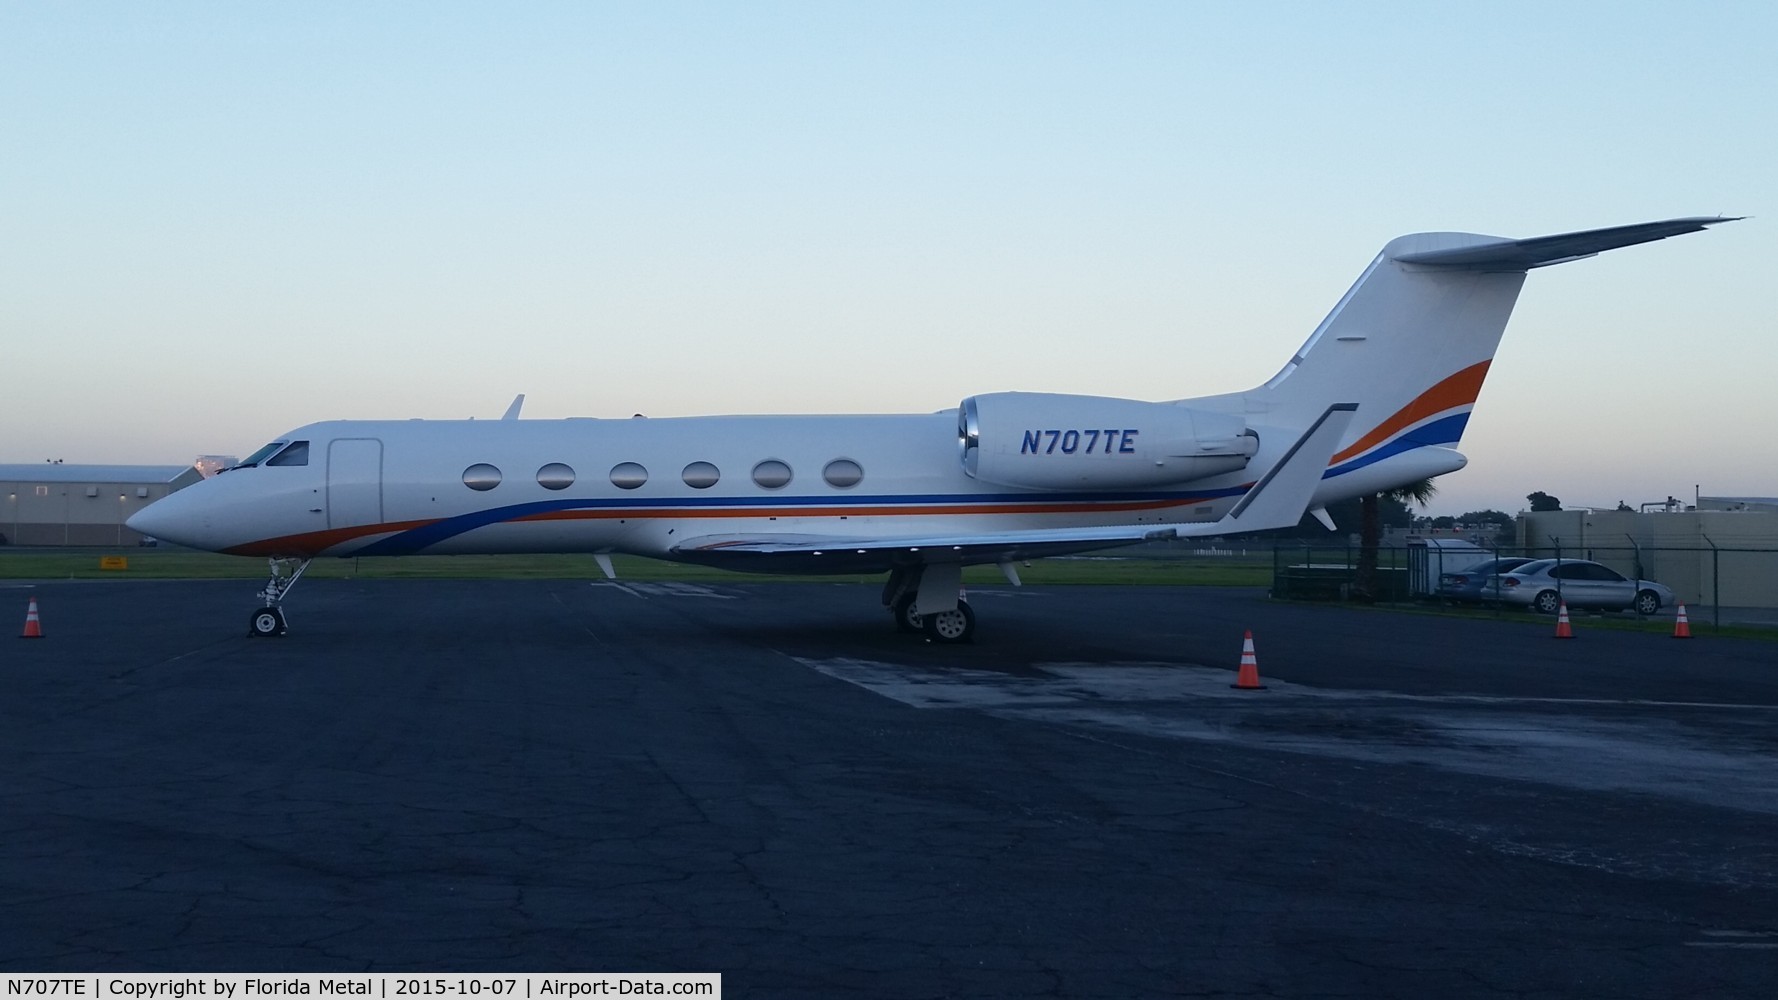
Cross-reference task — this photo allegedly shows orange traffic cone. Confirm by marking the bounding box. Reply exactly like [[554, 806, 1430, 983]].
[[1554, 602, 1573, 639], [1673, 604, 1692, 639], [1231, 630, 1266, 690], [20, 596, 43, 638]]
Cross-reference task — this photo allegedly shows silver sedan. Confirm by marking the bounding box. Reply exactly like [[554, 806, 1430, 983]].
[[1481, 558, 1675, 615]]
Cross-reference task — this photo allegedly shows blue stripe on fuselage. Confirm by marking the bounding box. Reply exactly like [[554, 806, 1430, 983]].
[[351, 485, 1253, 556]]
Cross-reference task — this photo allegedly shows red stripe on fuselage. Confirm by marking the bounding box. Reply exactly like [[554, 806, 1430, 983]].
[[223, 519, 434, 558], [219, 493, 1233, 557]]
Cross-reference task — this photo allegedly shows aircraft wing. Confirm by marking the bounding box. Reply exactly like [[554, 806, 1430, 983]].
[[670, 524, 1182, 573], [669, 403, 1356, 573]]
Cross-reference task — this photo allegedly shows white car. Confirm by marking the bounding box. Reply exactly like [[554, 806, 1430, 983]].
[[1482, 558, 1675, 615]]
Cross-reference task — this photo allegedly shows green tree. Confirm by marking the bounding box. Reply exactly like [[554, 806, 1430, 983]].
[[1458, 508, 1517, 544], [1352, 478, 1439, 602], [1458, 509, 1514, 528], [1526, 491, 1562, 512]]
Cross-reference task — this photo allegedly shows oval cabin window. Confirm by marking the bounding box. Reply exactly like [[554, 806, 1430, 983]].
[[537, 463, 576, 490], [609, 462, 648, 490], [822, 458, 863, 488], [751, 460, 792, 489]]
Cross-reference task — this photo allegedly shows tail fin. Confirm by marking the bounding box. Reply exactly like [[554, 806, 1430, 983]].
[[1243, 217, 1737, 485]]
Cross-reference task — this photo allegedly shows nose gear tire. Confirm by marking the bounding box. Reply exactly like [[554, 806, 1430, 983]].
[[249, 608, 287, 637]]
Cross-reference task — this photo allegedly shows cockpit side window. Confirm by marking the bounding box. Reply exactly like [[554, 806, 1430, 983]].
[[237, 441, 287, 468], [266, 441, 310, 467]]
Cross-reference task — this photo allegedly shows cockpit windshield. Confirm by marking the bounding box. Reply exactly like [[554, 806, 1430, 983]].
[[266, 441, 309, 466], [235, 441, 288, 469]]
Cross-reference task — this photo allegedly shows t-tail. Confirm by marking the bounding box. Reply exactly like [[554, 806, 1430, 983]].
[[1205, 216, 1740, 499]]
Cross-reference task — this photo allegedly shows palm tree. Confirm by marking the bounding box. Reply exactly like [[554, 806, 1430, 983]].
[[1351, 477, 1438, 602]]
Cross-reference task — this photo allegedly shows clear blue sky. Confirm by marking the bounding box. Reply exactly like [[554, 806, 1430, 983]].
[[2, 1, 1771, 516]]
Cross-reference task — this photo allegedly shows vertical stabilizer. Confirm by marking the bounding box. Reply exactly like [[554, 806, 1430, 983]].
[[1234, 217, 1736, 483]]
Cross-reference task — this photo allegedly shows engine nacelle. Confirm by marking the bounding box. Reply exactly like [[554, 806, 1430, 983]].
[[959, 392, 1257, 491]]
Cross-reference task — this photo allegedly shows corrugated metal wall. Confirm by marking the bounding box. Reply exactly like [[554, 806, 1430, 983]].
[[1, 478, 176, 547]]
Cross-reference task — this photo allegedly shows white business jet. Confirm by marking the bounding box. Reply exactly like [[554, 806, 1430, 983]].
[[129, 217, 1736, 641]]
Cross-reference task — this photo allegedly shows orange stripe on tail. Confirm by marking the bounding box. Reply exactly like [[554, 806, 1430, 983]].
[[1330, 361, 1490, 465]]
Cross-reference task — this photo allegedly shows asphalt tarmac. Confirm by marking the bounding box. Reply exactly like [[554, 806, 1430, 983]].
[[3, 578, 1776, 998]]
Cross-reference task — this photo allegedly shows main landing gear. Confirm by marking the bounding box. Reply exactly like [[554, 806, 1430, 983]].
[[249, 557, 311, 637], [883, 565, 976, 644]]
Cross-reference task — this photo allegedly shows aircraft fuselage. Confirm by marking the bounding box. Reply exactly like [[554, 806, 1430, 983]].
[[132, 409, 1466, 564]]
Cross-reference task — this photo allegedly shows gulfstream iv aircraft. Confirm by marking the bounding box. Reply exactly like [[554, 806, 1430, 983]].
[[130, 217, 1736, 641]]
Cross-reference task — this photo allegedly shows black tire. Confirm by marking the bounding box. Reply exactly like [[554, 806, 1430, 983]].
[[249, 607, 286, 637], [1533, 590, 1562, 615], [892, 594, 923, 633], [1634, 590, 1661, 616], [921, 600, 975, 644]]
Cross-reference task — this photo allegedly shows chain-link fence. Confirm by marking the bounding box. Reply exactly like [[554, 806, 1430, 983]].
[[1271, 542, 1778, 627]]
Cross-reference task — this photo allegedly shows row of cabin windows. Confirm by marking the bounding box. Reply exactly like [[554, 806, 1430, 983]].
[[233, 441, 867, 493], [462, 458, 865, 493]]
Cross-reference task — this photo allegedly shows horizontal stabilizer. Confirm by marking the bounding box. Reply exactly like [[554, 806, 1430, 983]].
[[1393, 216, 1741, 270]]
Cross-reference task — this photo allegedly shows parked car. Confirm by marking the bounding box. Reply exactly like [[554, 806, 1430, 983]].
[[1479, 558, 1675, 615], [1436, 557, 1536, 602]]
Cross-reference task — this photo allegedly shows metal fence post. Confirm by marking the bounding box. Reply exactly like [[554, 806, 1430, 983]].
[[1626, 534, 1644, 619], [1549, 536, 1563, 607], [1703, 533, 1720, 630]]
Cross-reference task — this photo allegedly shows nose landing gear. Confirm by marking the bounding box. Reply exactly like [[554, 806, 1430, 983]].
[[249, 557, 311, 637], [249, 607, 287, 637]]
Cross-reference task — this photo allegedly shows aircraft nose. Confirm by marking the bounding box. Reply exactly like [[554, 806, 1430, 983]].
[[127, 492, 207, 548], [125, 500, 171, 537]]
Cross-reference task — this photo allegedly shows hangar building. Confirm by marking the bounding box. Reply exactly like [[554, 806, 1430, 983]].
[[1, 463, 206, 547]]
